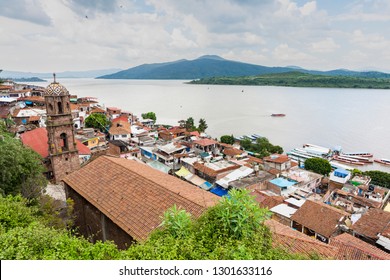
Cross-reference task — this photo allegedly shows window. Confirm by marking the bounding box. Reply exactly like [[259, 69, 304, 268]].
[[58, 101, 63, 114], [60, 133, 68, 151]]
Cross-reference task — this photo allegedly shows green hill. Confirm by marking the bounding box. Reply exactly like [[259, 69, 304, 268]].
[[96, 55, 390, 80], [189, 71, 390, 89]]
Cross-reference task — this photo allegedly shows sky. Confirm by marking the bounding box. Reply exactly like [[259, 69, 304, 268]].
[[1, 0, 390, 73]]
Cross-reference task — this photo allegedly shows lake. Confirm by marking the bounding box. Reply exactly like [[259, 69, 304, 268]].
[[33, 78, 390, 172]]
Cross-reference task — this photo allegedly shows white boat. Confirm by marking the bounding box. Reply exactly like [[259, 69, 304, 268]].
[[343, 152, 373, 158], [302, 143, 331, 155], [374, 158, 390, 165]]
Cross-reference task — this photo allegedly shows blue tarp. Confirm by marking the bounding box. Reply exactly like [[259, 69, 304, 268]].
[[200, 152, 210, 158], [200, 181, 213, 191], [270, 177, 297, 188], [334, 168, 350, 178], [210, 186, 229, 197]]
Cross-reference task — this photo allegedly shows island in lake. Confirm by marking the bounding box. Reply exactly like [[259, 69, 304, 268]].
[[188, 71, 390, 89]]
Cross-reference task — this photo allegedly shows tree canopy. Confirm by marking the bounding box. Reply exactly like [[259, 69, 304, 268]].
[[304, 158, 332, 176], [0, 190, 313, 260], [84, 113, 110, 132], [0, 133, 47, 198], [141, 112, 157, 123], [362, 170, 390, 189], [198, 118, 208, 133], [220, 135, 235, 145], [240, 137, 283, 158]]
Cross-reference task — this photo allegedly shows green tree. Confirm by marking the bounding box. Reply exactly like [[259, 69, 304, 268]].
[[198, 118, 208, 132], [363, 170, 390, 189], [304, 158, 332, 176], [0, 134, 47, 198], [85, 113, 110, 132], [220, 135, 235, 145], [184, 117, 195, 131], [0, 195, 120, 260], [240, 138, 252, 150], [123, 189, 311, 260], [141, 112, 157, 123]]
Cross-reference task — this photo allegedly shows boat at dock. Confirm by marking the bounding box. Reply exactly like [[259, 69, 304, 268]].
[[374, 159, 390, 165], [338, 154, 373, 164], [342, 152, 373, 158], [333, 155, 365, 166], [271, 113, 286, 117]]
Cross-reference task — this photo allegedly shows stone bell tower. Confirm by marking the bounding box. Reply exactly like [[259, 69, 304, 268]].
[[44, 74, 79, 183]]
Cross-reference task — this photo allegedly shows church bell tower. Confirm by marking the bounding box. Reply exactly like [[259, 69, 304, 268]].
[[44, 74, 80, 183]]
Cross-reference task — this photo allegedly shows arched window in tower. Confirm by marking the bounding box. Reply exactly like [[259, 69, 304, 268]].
[[67, 102, 70, 111], [58, 101, 63, 114], [60, 133, 69, 151], [49, 103, 53, 112]]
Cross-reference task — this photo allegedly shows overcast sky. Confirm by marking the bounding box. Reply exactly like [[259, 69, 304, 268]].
[[1, 0, 390, 72]]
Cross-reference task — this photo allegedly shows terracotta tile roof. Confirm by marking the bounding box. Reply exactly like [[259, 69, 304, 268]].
[[63, 156, 220, 241], [28, 115, 41, 122], [352, 208, 390, 240], [20, 127, 91, 157], [263, 154, 290, 164], [90, 107, 106, 114], [193, 162, 240, 178], [193, 138, 218, 146], [18, 96, 45, 103], [251, 190, 284, 209], [222, 148, 244, 156], [109, 120, 131, 135], [267, 168, 281, 175], [291, 200, 349, 238], [190, 131, 200, 137], [265, 219, 338, 259], [246, 155, 263, 164], [169, 127, 186, 134], [330, 233, 390, 260], [382, 224, 390, 238], [112, 116, 128, 123], [0, 106, 10, 118], [107, 107, 121, 111]]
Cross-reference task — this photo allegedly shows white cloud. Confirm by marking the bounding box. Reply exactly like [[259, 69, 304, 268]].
[[309, 38, 340, 53], [1, 0, 390, 72], [300, 1, 316, 16]]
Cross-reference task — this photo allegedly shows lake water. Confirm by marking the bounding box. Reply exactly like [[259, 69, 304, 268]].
[[33, 78, 390, 172]]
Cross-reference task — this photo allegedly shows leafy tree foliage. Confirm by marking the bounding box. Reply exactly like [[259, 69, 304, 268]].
[[84, 113, 110, 132], [239, 137, 283, 158], [304, 158, 332, 176], [220, 135, 235, 145], [189, 71, 390, 89], [0, 191, 313, 260], [0, 195, 120, 260], [198, 118, 208, 132], [184, 117, 196, 131], [141, 112, 157, 123], [0, 134, 47, 198], [362, 170, 390, 189], [122, 189, 309, 260]]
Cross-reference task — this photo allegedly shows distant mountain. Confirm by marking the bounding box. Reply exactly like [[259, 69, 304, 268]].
[[97, 56, 390, 80], [0, 69, 122, 79], [97, 56, 296, 79], [12, 77, 47, 82]]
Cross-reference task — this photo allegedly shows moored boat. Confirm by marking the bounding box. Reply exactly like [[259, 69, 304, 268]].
[[333, 155, 365, 166], [374, 159, 390, 165], [343, 152, 373, 158], [339, 154, 373, 164]]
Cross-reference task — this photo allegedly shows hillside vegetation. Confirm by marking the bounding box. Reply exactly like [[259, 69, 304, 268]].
[[189, 71, 390, 89]]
